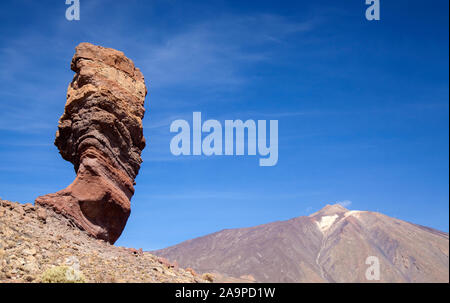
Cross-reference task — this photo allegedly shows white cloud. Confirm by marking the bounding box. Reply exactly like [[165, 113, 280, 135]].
[[336, 200, 352, 207]]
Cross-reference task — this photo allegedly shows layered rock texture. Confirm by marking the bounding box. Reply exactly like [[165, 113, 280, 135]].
[[154, 204, 449, 282], [35, 43, 147, 244]]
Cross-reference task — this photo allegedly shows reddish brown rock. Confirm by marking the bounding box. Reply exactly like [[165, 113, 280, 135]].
[[127, 247, 144, 257], [36, 207, 47, 224], [157, 257, 178, 269], [185, 268, 197, 277], [35, 43, 147, 244]]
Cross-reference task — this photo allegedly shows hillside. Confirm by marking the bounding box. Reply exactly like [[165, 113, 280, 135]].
[[0, 199, 208, 283], [154, 204, 449, 282]]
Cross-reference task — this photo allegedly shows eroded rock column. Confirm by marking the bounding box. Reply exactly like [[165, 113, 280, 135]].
[[36, 43, 147, 244]]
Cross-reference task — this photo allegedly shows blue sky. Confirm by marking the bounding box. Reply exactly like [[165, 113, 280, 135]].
[[0, 0, 448, 250]]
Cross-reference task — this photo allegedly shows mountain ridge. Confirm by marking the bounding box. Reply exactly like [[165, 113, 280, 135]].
[[153, 204, 449, 283]]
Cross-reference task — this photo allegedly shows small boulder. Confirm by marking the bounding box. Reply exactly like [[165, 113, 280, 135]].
[[36, 208, 47, 223]]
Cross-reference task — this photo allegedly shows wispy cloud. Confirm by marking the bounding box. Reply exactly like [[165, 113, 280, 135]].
[[0, 106, 57, 133], [0, 10, 318, 136], [139, 190, 322, 201], [138, 14, 317, 90], [336, 200, 352, 207]]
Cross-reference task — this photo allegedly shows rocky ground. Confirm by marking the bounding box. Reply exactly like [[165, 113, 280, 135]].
[[0, 199, 209, 283]]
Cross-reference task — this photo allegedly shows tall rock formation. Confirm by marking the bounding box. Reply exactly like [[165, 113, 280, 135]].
[[35, 43, 147, 244]]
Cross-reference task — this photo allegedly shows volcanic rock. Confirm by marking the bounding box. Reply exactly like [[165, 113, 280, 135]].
[[0, 199, 208, 283], [35, 43, 147, 244], [154, 204, 449, 282]]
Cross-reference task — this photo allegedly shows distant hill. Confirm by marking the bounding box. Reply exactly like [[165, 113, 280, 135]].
[[153, 204, 449, 282]]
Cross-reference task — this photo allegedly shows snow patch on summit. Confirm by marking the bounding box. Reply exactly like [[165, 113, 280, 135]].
[[316, 215, 339, 232], [344, 210, 362, 218]]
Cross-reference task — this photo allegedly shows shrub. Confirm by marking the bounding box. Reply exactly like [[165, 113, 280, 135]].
[[40, 266, 85, 283], [202, 273, 215, 282]]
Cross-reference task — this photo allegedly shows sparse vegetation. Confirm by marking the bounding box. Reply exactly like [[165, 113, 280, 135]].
[[40, 266, 85, 283], [202, 273, 215, 282], [0, 199, 208, 283]]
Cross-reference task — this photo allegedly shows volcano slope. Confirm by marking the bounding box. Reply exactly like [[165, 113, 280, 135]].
[[154, 204, 449, 282]]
